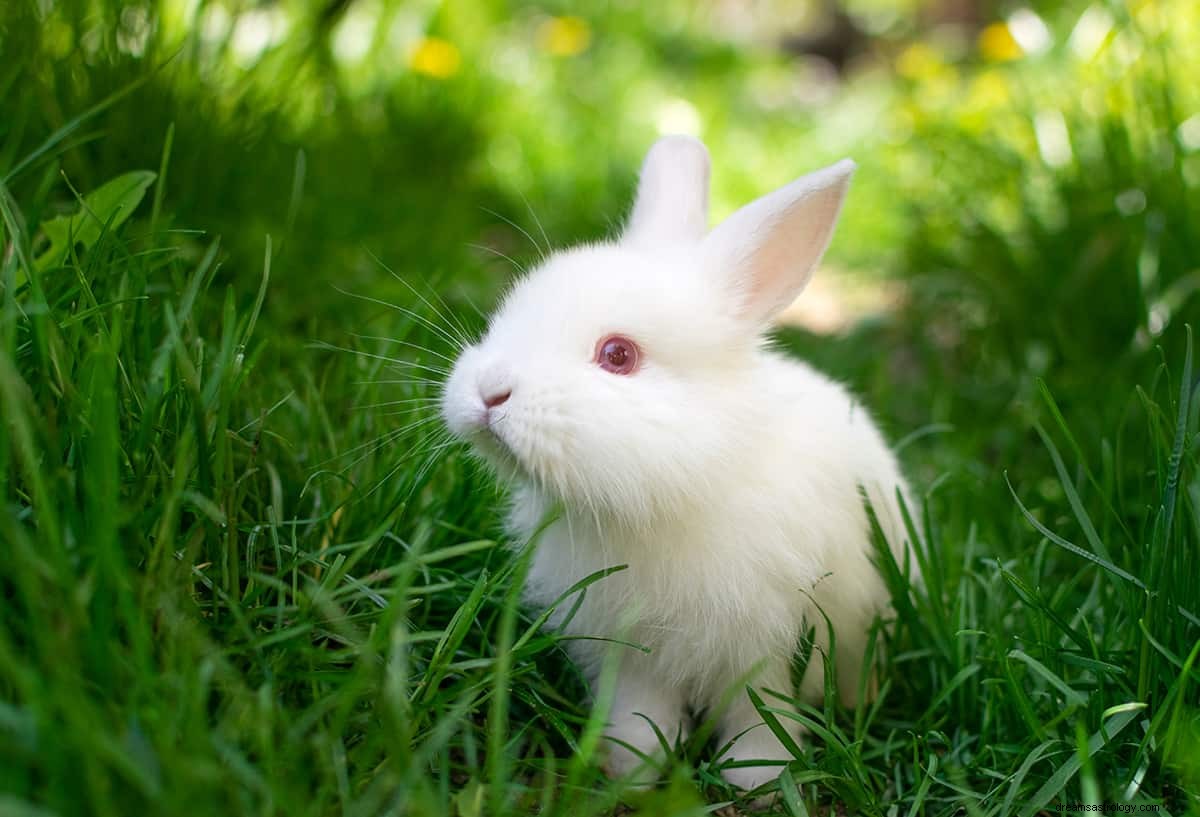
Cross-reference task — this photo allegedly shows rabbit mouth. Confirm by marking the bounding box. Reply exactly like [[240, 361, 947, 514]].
[[484, 424, 510, 452], [469, 427, 533, 486], [471, 422, 521, 467]]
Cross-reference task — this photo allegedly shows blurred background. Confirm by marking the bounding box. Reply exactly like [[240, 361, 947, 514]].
[[6, 0, 1198, 444], [3, 0, 1199, 814]]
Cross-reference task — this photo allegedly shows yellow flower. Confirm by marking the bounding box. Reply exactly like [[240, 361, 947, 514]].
[[537, 16, 591, 57], [968, 69, 1012, 109], [978, 22, 1023, 62], [896, 42, 945, 81], [410, 37, 461, 79]]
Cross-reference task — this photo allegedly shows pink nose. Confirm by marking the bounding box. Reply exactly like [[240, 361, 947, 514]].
[[482, 389, 511, 409]]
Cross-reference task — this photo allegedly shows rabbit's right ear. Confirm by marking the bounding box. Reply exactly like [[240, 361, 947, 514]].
[[702, 159, 854, 326], [623, 135, 710, 247]]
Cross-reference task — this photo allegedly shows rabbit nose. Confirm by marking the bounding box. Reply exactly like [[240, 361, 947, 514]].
[[482, 388, 511, 409], [477, 364, 514, 411]]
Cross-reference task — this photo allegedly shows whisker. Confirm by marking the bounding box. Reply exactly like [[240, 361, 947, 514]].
[[374, 407, 442, 420], [355, 396, 440, 411], [350, 333, 458, 365], [354, 378, 443, 389], [469, 242, 526, 275], [421, 276, 478, 349], [337, 416, 443, 473], [312, 427, 409, 468], [331, 283, 467, 352], [363, 437, 462, 498], [389, 433, 460, 502], [399, 272, 476, 349], [516, 188, 552, 255], [480, 206, 547, 261], [458, 287, 488, 323], [385, 361, 450, 377], [311, 341, 450, 376], [337, 432, 408, 473], [365, 249, 475, 349]]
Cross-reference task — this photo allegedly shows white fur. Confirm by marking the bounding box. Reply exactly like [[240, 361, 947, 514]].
[[441, 135, 918, 794]]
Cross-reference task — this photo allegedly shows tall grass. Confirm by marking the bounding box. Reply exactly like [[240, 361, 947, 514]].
[[2, 1, 1198, 815]]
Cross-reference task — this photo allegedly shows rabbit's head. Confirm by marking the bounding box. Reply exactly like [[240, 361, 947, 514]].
[[442, 136, 854, 521]]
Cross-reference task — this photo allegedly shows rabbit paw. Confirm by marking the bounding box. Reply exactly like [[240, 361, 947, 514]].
[[601, 709, 683, 785], [718, 726, 793, 807]]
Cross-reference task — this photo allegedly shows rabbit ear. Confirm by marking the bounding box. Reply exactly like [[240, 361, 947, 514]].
[[704, 159, 855, 324], [623, 135, 710, 247]]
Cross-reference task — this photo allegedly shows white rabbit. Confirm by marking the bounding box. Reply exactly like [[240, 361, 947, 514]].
[[441, 135, 918, 795]]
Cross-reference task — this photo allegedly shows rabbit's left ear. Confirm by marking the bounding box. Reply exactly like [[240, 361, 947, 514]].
[[623, 135, 711, 247], [704, 159, 855, 324]]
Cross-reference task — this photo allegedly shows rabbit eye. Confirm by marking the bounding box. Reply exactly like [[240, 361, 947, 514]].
[[595, 335, 640, 375]]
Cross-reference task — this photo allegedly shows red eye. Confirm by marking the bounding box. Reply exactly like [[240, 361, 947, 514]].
[[595, 334, 640, 375]]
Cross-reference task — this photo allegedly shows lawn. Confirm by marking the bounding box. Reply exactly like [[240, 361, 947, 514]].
[[1, 1, 1198, 815]]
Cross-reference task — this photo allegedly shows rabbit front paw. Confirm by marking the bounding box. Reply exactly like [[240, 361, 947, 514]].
[[718, 722, 797, 807], [600, 671, 689, 784], [600, 708, 686, 784]]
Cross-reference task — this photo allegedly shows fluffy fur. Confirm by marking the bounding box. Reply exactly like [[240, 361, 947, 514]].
[[441, 135, 917, 793]]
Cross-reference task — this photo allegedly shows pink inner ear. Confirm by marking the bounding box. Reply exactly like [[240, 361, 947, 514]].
[[742, 186, 846, 319], [704, 159, 854, 325]]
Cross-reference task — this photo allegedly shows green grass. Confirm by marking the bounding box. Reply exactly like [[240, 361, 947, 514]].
[[2, 1, 1199, 815]]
